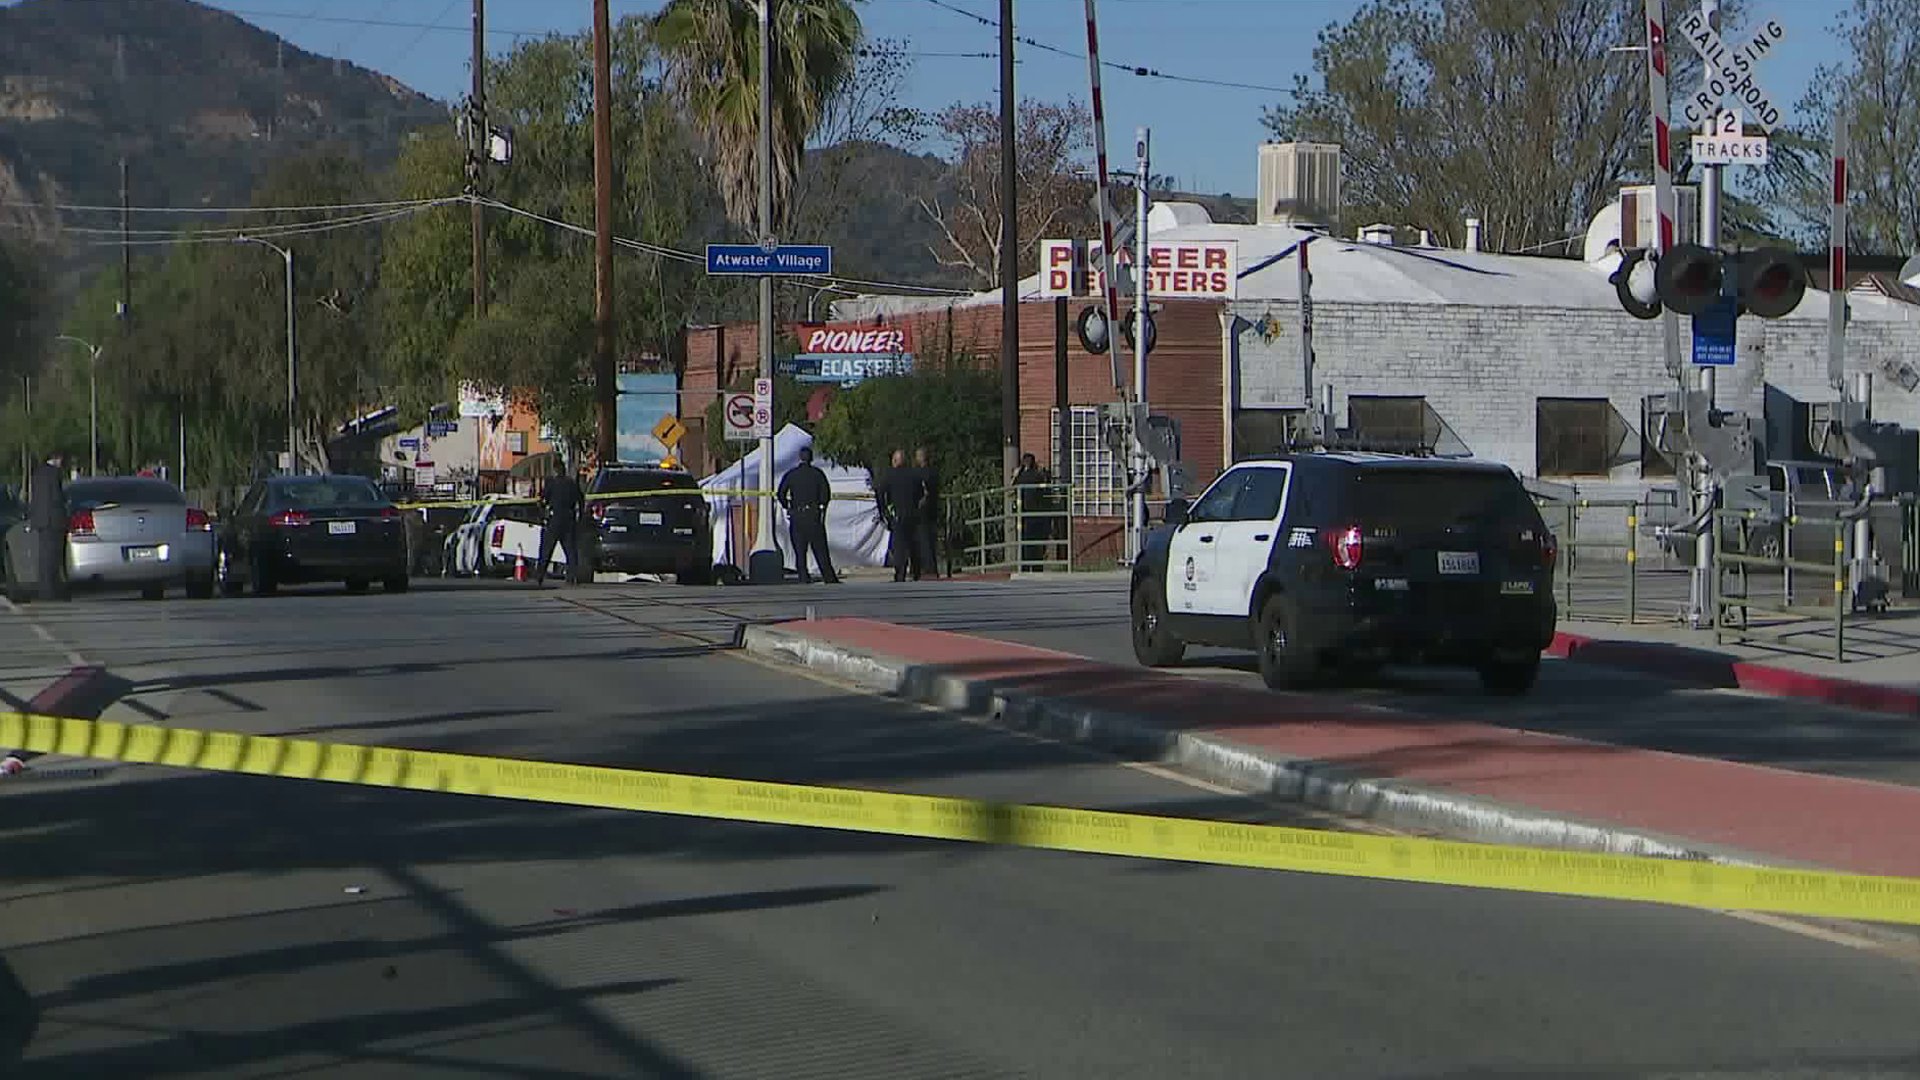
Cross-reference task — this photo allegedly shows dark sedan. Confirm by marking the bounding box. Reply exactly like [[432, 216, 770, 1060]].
[[218, 474, 411, 596]]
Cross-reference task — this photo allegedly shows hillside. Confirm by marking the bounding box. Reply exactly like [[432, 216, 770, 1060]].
[[0, 0, 446, 213]]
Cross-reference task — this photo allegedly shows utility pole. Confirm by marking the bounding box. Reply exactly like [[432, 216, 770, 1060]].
[[750, 0, 779, 577], [469, 0, 488, 317], [1300, 236, 1318, 444], [120, 154, 134, 474], [590, 0, 617, 466], [998, 0, 1019, 479]]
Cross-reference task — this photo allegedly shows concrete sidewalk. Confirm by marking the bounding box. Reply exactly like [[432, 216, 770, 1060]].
[[745, 617, 1920, 880], [1551, 613, 1920, 716]]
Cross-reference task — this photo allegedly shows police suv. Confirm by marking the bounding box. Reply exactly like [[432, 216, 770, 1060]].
[[1130, 452, 1559, 694]]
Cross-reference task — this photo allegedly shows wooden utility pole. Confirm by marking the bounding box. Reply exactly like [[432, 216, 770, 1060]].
[[590, 0, 618, 465], [469, 0, 488, 316], [998, 0, 1019, 476]]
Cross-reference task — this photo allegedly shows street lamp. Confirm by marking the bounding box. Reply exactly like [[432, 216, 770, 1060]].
[[55, 335, 102, 475], [234, 236, 297, 475]]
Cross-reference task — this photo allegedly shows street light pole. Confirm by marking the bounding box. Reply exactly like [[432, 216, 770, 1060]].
[[56, 335, 101, 475], [236, 236, 297, 475], [751, 0, 779, 577]]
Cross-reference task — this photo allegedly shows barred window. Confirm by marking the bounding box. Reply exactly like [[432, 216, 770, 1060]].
[[1052, 406, 1127, 517]]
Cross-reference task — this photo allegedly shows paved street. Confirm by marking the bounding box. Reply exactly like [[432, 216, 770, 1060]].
[[5, 580, 1920, 1077]]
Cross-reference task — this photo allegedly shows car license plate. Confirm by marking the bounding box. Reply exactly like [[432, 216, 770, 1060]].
[[607, 525, 628, 533], [125, 546, 159, 561], [637, 512, 663, 526], [329, 521, 357, 536], [1437, 551, 1480, 575]]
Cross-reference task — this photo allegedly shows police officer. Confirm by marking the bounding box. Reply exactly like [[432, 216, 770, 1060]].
[[27, 450, 70, 602], [877, 448, 926, 582], [534, 466, 585, 586], [913, 446, 940, 578], [777, 446, 838, 584]]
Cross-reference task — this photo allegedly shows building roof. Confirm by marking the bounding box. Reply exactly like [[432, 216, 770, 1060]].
[[833, 201, 1912, 324]]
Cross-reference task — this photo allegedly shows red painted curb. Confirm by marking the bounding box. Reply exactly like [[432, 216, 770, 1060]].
[[27, 665, 106, 714], [1548, 632, 1920, 718]]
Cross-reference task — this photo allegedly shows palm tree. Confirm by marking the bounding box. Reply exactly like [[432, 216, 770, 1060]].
[[652, 0, 863, 235]]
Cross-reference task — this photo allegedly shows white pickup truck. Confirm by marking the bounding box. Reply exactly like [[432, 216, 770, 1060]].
[[442, 498, 566, 577]]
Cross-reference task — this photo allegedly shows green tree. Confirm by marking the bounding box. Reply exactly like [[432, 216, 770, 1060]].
[[1265, 0, 1721, 252], [1757, 0, 1920, 251], [652, 0, 864, 233], [379, 20, 721, 449], [811, 355, 1001, 497]]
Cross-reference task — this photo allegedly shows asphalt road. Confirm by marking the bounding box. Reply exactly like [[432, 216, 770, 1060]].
[[5, 580, 1920, 1078]]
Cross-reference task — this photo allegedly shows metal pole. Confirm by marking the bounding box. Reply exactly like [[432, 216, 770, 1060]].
[[1130, 127, 1149, 563], [90, 351, 98, 475], [751, 0, 778, 568], [1829, 107, 1849, 395], [998, 0, 1020, 480], [285, 246, 296, 475], [1627, 506, 1638, 624], [1300, 237, 1316, 442], [1054, 297, 1070, 487], [1081, 0, 1123, 395], [591, 0, 618, 466], [1692, 158, 1723, 626], [120, 154, 133, 472]]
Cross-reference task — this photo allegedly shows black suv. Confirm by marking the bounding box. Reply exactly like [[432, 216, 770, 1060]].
[[1131, 453, 1558, 694], [585, 465, 713, 584]]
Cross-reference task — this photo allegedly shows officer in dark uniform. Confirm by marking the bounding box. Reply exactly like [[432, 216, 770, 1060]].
[[777, 446, 838, 584], [913, 446, 940, 578], [534, 466, 585, 586], [27, 450, 70, 602], [876, 448, 926, 582]]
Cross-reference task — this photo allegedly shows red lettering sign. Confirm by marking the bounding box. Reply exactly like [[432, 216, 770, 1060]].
[[791, 323, 916, 354]]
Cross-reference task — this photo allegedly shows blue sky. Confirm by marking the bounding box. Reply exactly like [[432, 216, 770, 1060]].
[[210, 0, 1846, 196]]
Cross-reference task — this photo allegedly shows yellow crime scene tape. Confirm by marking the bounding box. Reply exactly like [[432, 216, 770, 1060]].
[[6, 711, 1920, 926], [395, 488, 878, 512]]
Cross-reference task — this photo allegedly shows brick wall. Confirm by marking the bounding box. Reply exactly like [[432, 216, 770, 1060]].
[[1231, 300, 1920, 497], [683, 299, 1228, 493]]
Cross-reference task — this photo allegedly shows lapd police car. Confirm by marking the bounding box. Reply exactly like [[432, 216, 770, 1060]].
[[1130, 452, 1558, 694]]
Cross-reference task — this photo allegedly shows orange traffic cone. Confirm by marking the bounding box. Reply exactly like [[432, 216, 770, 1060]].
[[514, 551, 529, 582]]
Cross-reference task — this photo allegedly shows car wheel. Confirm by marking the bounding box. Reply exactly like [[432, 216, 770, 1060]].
[[382, 574, 410, 593], [1255, 595, 1317, 690], [679, 561, 712, 586], [140, 583, 166, 601], [217, 548, 245, 597], [344, 578, 370, 594], [186, 574, 215, 600], [251, 553, 278, 597], [1130, 579, 1186, 667], [1478, 656, 1542, 696]]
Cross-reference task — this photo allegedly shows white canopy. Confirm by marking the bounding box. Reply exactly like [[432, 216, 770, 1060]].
[[701, 424, 890, 570]]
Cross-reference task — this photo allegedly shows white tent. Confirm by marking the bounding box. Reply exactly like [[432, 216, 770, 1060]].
[[701, 424, 890, 571]]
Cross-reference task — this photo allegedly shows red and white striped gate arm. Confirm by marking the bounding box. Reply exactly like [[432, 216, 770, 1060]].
[[1083, 0, 1125, 391], [1643, 0, 1683, 378]]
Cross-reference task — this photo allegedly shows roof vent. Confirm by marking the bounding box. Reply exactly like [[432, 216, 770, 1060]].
[[1359, 223, 1395, 245]]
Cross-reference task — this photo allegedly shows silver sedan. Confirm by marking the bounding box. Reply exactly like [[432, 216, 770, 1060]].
[[2, 476, 217, 602]]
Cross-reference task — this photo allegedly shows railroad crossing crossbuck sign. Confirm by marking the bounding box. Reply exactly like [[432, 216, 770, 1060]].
[[1678, 7, 1784, 166]]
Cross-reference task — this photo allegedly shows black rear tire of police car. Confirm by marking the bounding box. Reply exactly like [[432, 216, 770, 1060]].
[[1130, 579, 1186, 667], [1478, 656, 1541, 696], [383, 574, 410, 594], [1256, 596, 1318, 690]]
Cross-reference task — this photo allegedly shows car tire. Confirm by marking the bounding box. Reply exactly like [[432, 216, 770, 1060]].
[[1478, 656, 1541, 696], [217, 548, 245, 597], [679, 561, 712, 586], [382, 574, 410, 594], [186, 574, 215, 600], [140, 584, 165, 601], [344, 578, 370, 594], [251, 554, 278, 597], [1256, 595, 1317, 691], [1130, 579, 1186, 667]]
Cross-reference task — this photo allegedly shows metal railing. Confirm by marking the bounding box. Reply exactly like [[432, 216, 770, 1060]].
[[1711, 508, 1848, 661], [1533, 497, 1654, 624], [950, 483, 1075, 575]]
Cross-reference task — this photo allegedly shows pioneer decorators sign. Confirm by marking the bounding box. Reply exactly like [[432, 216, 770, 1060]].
[[782, 323, 916, 384]]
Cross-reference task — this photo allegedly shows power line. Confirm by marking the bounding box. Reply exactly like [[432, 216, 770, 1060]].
[[478, 196, 971, 297], [221, 5, 545, 41], [9, 197, 454, 215], [63, 205, 443, 247], [919, 0, 1296, 94]]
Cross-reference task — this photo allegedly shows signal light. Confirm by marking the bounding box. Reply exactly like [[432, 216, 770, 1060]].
[[1738, 246, 1806, 319], [1610, 248, 1662, 320], [1653, 243, 1724, 316]]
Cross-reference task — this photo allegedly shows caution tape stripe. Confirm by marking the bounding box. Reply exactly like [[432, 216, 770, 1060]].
[[6, 710, 1919, 925]]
